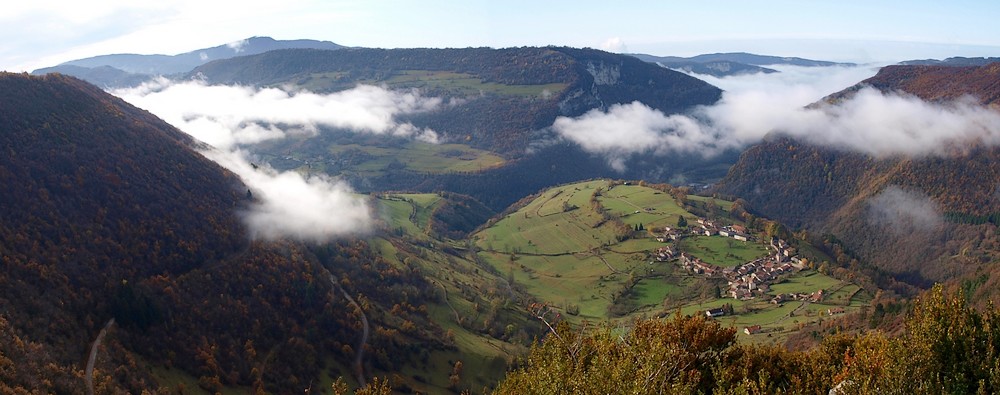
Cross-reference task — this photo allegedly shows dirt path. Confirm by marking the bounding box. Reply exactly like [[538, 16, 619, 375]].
[[86, 318, 115, 395], [583, 250, 626, 274], [436, 281, 462, 324], [329, 273, 369, 387]]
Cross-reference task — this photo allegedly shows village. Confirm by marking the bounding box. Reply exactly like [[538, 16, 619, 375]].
[[650, 217, 820, 305]]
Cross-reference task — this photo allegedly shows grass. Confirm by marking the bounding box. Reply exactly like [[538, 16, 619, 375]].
[[631, 278, 681, 307], [597, 185, 693, 229], [295, 70, 570, 98], [474, 181, 620, 255], [610, 238, 670, 254], [687, 195, 735, 212], [327, 142, 505, 176], [375, 193, 444, 239], [769, 271, 845, 295], [376, 70, 570, 97], [679, 235, 769, 267]]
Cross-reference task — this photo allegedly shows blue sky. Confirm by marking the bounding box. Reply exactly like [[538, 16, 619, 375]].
[[4, 0, 1000, 71]]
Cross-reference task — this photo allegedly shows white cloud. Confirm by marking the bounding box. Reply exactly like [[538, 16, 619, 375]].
[[600, 37, 628, 53], [227, 38, 249, 53], [114, 78, 442, 150], [205, 149, 371, 242], [552, 64, 1000, 170], [867, 186, 943, 234], [112, 79, 446, 241], [552, 101, 722, 171]]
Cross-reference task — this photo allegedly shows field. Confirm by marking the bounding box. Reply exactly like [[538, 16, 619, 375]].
[[687, 195, 735, 212], [597, 184, 692, 229], [679, 235, 769, 267], [327, 142, 505, 175], [468, 179, 871, 343], [474, 180, 623, 255], [297, 70, 570, 98], [367, 179, 873, 385], [255, 136, 506, 177], [368, 193, 538, 391]]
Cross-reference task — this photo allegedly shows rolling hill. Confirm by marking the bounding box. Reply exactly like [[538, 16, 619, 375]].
[[717, 63, 1000, 296]]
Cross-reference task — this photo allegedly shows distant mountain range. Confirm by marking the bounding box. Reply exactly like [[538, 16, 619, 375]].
[[899, 56, 1000, 66], [629, 52, 854, 77], [32, 36, 343, 87]]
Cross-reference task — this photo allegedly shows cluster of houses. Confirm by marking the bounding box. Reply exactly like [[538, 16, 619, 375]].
[[652, 215, 811, 302], [769, 289, 825, 305], [678, 252, 720, 276], [693, 219, 751, 242], [653, 217, 855, 336]]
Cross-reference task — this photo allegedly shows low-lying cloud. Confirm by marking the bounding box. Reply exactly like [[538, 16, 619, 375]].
[[113, 79, 445, 241], [867, 186, 943, 234], [206, 149, 371, 241], [115, 78, 443, 149], [553, 64, 1000, 170]]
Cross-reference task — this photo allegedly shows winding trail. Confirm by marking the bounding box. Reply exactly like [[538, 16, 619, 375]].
[[86, 318, 115, 395], [329, 273, 369, 387], [586, 250, 626, 274], [436, 281, 462, 324]]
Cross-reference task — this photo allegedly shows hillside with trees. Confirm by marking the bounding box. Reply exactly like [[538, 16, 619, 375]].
[[0, 73, 542, 394], [717, 63, 1000, 299]]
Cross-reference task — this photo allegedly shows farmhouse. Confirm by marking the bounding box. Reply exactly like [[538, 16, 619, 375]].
[[706, 308, 726, 318], [828, 307, 846, 316], [744, 325, 762, 335]]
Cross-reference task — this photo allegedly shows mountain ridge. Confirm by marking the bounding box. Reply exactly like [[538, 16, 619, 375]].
[[32, 36, 344, 87]]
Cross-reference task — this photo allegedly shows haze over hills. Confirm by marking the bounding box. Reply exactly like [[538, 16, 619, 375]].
[[628, 52, 855, 77], [31, 36, 343, 87], [170, 45, 730, 210], [899, 56, 1000, 66], [717, 63, 1000, 295]]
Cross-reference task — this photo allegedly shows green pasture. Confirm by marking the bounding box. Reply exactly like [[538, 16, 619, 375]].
[[375, 193, 443, 238], [295, 70, 570, 97], [769, 271, 844, 295], [474, 181, 620, 254], [597, 185, 693, 228], [687, 195, 735, 212], [679, 235, 769, 267], [377, 70, 570, 97], [327, 142, 505, 175]]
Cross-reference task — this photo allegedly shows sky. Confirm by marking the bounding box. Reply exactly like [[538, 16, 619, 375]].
[[4, 0, 1000, 72]]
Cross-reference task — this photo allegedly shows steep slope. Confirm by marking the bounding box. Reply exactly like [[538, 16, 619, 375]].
[[824, 63, 1000, 106], [0, 72, 248, 391], [717, 64, 1000, 293], [0, 73, 538, 393]]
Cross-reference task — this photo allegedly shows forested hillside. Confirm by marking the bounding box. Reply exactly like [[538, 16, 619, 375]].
[[718, 63, 1000, 298], [0, 73, 539, 394]]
